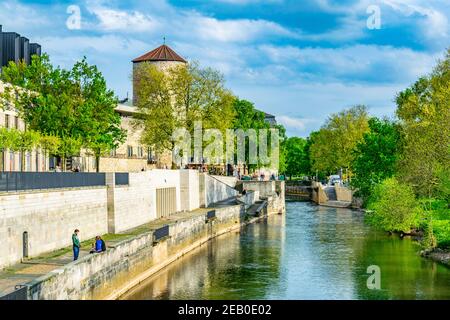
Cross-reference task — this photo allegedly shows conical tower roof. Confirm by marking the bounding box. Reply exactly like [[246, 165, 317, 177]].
[[132, 44, 187, 63]]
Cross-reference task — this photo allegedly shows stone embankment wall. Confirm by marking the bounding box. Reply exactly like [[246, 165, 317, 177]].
[[0, 170, 238, 269], [26, 205, 246, 300], [0, 187, 108, 270], [19, 181, 285, 300]]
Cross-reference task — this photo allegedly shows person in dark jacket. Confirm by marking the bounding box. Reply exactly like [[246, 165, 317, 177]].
[[72, 229, 80, 261], [90, 236, 107, 254]]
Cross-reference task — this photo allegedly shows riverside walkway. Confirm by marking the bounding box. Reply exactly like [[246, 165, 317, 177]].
[[0, 201, 240, 298]]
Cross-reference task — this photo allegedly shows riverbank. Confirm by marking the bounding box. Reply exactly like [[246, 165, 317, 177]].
[[123, 202, 450, 300], [421, 248, 450, 267]]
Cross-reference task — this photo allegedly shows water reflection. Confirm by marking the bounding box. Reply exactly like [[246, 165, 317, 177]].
[[122, 202, 450, 300]]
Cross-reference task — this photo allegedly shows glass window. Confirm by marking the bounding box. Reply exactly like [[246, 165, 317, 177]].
[[127, 146, 133, 158]]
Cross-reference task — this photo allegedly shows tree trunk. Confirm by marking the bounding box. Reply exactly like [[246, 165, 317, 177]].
[[96, 155, 100, 173]]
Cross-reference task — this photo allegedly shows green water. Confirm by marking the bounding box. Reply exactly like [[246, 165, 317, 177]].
[[123, 202, 450, 300]]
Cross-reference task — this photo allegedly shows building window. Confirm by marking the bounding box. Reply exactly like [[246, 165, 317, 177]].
[[14, 116, 19, 129], [127, 146, 134, 158], [110, 148, 117, 157], [137, 146, 144, 158], [5, 114, 10, 128], [26, 152, 31, 171]]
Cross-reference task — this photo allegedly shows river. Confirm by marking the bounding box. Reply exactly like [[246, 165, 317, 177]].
[[122, 202, 450, 300]]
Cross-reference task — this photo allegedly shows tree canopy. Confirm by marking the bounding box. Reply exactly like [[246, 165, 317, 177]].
[[351, 118, 402, 203], [134, 62, 235, 155], [395, 49, 450, 197], [310, 105, 369, 174], [0, 54, 125, 171]]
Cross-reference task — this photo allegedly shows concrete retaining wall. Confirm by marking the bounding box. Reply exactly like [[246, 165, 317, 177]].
[[335, 185, 353, 202], [203, 175, 238, 207], [26, 205, 246, 300], [311, 182, 328, 204], [241, 181, 276, 198], [0, 187, 108, 269]]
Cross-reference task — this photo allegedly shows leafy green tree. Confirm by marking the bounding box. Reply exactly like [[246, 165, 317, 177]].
[[284, 137, 308, 179], [0, 55, 125, 171], [351, 118, 402, 204], [310, 105, 369, 175], [366, 178, 420, 233], [232, 99, 270, 172], [395, 49, 450, 197], [134, 62, 235, 157]]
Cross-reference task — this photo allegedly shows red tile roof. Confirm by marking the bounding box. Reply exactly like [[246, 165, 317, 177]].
[[132, 44, 187, 63]]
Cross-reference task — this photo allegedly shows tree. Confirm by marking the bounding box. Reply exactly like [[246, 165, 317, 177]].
[[284, 137, 308, 179], [310, 105, 369, 175], [0, 55, 125, 171], [232, 99, 270, 173], [366, 178, 420, 233], [134, 62, 235, 159], [395, 49, 450, 197], [350, 118, 402, 203]]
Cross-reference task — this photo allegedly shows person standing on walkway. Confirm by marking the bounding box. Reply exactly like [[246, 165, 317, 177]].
[[72, 229, 80, 261]]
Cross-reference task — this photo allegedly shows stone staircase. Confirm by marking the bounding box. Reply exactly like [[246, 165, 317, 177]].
[[324, 187, 337, 201]]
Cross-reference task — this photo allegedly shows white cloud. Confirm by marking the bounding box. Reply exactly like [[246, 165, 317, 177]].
[[0, 1, 52, 33], [215, 0, 283, 4], [181, 14, 297, 43], [277, 116, 318, 131], [87, 7, 161, 33]]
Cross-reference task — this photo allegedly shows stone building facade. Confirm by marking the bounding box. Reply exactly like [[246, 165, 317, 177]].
[[0, 82, 47, 172]]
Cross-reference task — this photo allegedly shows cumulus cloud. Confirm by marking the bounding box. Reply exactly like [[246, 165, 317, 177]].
[[87, 7, 161, 33]]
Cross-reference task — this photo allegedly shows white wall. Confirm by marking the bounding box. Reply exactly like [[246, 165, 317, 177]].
[[0, 187, 108, 269], [180, 170, 200, 212], [112, 173, 154, 233], [204, 175, 238, 207]]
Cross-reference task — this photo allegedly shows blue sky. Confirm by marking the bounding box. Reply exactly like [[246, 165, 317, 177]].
[[1, 0, 449, 137]]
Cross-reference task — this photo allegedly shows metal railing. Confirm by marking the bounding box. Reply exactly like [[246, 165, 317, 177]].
[[115, 173, 129, 186], [0, 172, 106, 193], [0, 285, 28, 300]]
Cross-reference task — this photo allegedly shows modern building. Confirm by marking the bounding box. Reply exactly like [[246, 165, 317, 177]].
[[0, 25, 41, 72]]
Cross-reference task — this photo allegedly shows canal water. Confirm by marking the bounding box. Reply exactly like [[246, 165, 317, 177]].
[[122, 202, 450, 300]]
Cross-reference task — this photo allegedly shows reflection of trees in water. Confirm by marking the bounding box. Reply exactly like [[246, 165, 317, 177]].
[[352, 228, 450, 300], [123, 215, 284, 300]]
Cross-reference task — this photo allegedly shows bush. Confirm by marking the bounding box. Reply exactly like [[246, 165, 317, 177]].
[[432, 220, 450, 248], [366, 178, 420, 233]]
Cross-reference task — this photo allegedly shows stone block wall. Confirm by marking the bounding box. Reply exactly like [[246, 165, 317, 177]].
[[26, 204, 245, 300], [0, 187, 108, 269]]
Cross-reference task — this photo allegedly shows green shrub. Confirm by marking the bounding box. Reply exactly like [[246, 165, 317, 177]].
[[432, 220, 450, 248], [366, 178, 420, 233]]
